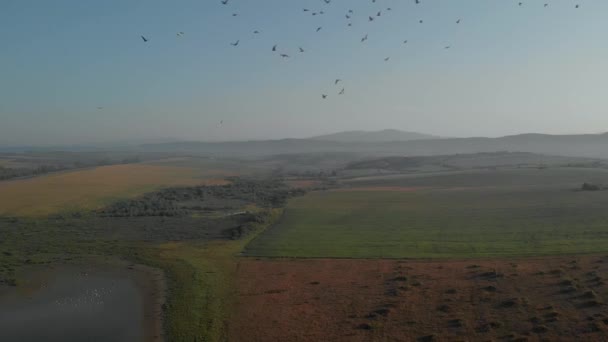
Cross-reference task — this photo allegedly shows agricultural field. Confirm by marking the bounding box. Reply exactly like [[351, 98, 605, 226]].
[[230, 256, 608, 342], [245, 168, 608, 258], [0, 164, 223, 217]]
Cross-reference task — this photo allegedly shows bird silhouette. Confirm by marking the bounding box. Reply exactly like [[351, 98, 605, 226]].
[[338, 88, 345, 95], [141, 35, 148, 42], [361, 34, 368, 42], [456, 19, 461, 24], [176, 32, 184, 37], [221, 0, 228, 4], [280, 54, 290, 58], [299, 47, 305, 53], [316, 27, 322, 32], [335, 79, 341, 85], [231, 40, 239, 46], [322, 94, 328, 99], [384, 57, 390, 61], [272, 44, 277, 51]]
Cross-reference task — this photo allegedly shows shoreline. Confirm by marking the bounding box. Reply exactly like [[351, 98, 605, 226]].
[[0, 258, 167, 342]]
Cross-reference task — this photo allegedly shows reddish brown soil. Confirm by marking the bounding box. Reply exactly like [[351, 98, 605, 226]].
[[230, 256, 608, 342]]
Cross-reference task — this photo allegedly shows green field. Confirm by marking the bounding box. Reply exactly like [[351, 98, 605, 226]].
[[245, 168, 608, 258]]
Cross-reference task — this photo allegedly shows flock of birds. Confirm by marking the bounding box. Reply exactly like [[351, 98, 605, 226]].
[[136, 0, 584, 102]]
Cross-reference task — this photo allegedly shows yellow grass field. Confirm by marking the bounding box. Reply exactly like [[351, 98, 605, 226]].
[[0, 164, 228, 216]]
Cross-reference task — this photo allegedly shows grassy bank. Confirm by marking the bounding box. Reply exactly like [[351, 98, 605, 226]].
[[134, 208, 283, 342]]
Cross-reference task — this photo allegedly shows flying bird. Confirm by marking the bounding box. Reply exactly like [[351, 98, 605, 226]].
[[253, 30, 260, 34], [141, 35, 148, 42], [384, 57, 390, 61], [272, 44, 277, 51], [377, 11, 381, 17], [280, 54, 290, 58], [369, 16, 374, 22], [230, 40, 239, 46], [299, 47, 305, 53], [316, 27, 322, 32], [176, 31, 184, 37], [456, 19, 461, 24], [575, 4, 579, 8], [444, 45, 451, 49], [232, 13, 238, 16], [97, 107, 104, 110], [403, 40, 408, 44], [419, 19, 424, 23], [335, 79, 341, 85], [338, 88, 345, 95], [321, 94, 328, 99], [221, 0, 228, 4], [361, 34, 368, 42]]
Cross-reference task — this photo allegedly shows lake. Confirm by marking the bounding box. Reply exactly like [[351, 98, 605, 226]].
[[0, 265, 162, 342]]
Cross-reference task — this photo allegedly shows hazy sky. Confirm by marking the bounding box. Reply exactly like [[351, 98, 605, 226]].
[[1, 0, 607, 145]]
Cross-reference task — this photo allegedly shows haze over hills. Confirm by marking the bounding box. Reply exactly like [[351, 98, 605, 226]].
[[139, 132, 608, 159], [310, 129, 439, 142], [4, 131, 608, 160]]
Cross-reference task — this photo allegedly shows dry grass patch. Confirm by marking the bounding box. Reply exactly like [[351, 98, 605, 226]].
[[0, 164, 224, 216]]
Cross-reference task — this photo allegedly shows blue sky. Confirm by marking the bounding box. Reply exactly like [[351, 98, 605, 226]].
[[1, 0, 606, 145]]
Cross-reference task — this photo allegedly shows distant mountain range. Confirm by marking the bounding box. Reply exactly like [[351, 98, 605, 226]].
[[310, 129, 439, 142], [140, 132, 608, 159], [5, 131, 608, 160]]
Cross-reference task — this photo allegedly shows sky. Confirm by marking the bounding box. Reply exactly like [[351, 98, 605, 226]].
[[1, 0, 607, 145]]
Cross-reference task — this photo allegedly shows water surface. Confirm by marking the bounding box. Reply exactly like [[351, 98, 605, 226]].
[[0, 268, 144, 342]]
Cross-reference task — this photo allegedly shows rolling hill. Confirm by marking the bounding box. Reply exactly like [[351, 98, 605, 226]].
[[310, 129, 439, 142], [140, 132, 608, 159]]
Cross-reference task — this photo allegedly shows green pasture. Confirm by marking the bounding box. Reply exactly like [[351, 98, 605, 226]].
[[245, 169, 608, 258]]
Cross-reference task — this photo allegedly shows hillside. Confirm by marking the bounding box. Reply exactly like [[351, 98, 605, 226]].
[[345, 152, 603, 173], [311, 129, 438, 142], [140, 133, 608, 159]]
